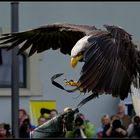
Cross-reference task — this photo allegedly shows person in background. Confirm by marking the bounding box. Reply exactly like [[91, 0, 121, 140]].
[[0, 123, 12, 138], [127, 115, 140, 138], [110, 119, 128, 138], [19, 117, 31, 138], [49, 109, 58, 119], [19, 108, 36, 138], [19, 109, 29, 128], [65, 113, 96, 138], [101, 114, 111, 138], [19, 108, 30, 138], [103, 114, 128, 138], [115, 102, 132, 129], [37, 115, 47, 126]]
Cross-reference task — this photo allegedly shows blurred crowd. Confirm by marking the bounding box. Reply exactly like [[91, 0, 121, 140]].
[[0, 102, 140, 139], [96, 102, 140, 139]]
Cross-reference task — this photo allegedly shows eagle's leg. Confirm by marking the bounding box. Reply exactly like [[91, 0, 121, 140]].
[[64, 79, 84, 92]]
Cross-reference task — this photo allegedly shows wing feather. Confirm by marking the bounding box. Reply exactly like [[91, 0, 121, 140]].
[[0, 23, 95, 56], [78, 27, 137, 100]]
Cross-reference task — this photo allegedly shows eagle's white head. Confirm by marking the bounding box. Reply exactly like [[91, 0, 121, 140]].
[[70, 35, 92, 68]]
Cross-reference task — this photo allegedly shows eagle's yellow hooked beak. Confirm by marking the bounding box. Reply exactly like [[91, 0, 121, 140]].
[[70, 55, 83, 68]]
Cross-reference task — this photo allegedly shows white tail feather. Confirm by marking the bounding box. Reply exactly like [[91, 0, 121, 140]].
[[130, 83, 140, 116]]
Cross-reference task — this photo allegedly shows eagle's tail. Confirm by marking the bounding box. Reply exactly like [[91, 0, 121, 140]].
[[130, 74, 140, 116]]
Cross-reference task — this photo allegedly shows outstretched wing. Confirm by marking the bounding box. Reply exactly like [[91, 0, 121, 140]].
[[78, 26, 138, 100], [0, 23, 96, 56]]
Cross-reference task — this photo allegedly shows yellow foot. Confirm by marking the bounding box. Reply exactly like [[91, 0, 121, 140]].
[[64, 79, 79, 87], [64, 79, 85, 93]]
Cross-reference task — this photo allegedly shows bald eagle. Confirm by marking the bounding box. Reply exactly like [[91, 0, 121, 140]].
[[0, 23, 140, 112]]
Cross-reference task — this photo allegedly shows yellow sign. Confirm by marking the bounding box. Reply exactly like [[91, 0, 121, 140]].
[[29, 100, 56, 126]]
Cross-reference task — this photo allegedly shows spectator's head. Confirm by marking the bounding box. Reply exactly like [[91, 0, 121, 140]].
[[133, 115, 140, 125], [50, 109, 58, 118], [38, 116, 47, 126], [101, 114, 111, 126], [117, 102, 125, 114], [0, 123, 11, 137], [19, 109, 27, 119], [0, 123, 6, 137]]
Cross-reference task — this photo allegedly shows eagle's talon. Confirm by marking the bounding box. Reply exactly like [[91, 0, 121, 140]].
[[64, 79, 79, 87]]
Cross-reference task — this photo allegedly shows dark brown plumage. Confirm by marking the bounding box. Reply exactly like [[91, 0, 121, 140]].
[[0, 23, 139, 100], [0, 23, 96, 56]]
